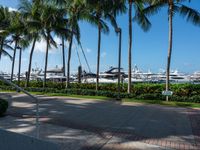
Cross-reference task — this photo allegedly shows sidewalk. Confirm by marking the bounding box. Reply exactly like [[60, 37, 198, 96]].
[[0, 93, 200, 150]]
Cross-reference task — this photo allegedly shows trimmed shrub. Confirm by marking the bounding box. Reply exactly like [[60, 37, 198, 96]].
[[1, 81, 200, 103], [0, 99, 8, 116]]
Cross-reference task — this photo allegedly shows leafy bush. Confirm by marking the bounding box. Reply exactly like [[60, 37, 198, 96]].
[[0, 99, 8, 116], [1, 81, 200, 103]]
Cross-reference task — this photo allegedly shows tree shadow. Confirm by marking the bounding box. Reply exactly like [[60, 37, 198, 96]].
[[0, 93, 200, 149]]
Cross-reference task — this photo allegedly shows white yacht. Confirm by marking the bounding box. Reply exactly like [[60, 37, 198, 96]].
[[81, 67, 125, 83], [0, 71, 11, 80], [99, 67, 125, 79], [190, 71, 200, 83], [46, 66, 66, 82], [124, 65, 156, 83], [156, 69, 191, 83]]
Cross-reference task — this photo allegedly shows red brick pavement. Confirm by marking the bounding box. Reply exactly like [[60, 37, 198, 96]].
[[8, 108, 200, 150], [187, 109, 200, 149]]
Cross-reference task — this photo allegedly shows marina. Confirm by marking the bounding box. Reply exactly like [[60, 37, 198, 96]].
[[1, 65, 200, 84]]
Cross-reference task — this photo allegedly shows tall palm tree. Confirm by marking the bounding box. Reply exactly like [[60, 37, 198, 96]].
[[61, 36, 66, 76], [145, 0, 200, 101], [127, 0, 151, 93], [17, 37, 30, 85], [9, 11, 26, 81], [51, 0, 92, 88], [65, 1, 85, 88], [39, 4, 68, 88], [19, 0, 42, 87], [85, 0, 126, 91], [0, 7, 12, 60]]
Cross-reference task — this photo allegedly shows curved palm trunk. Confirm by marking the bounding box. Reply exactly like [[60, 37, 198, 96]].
[[62, 37, 66, 76], [66, 32, 73, 88], [26, 37, 37, 87], [43, 32, 50, 88], [11, 40, 18, 81], [18, 48, 22, 85], [128, 1, 132, 93], [96, 21, 101, 91], [166, 2, 173, 101]]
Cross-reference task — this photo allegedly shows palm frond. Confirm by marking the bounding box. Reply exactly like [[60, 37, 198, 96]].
[[0, 49, 12, 60], [134, 3, 152, 32], [178, 4, 200, 26]]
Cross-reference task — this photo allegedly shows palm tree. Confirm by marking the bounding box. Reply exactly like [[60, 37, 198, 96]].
[[85, 0, 126, 91], [39, 3, 68, 88], [0, 7, 13, 60], [127, 0, 151, 93], [51, 0, 92, 88], [9, 11, 26, 81], [19, 0, 42, 87], [61, 36, 66, 76], [17, 37, 30, 85], [145, 0, 200, 101], [65, 1, 85, 88]]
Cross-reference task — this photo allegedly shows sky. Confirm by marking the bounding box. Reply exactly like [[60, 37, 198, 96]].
[[0, 0, 200, 74]]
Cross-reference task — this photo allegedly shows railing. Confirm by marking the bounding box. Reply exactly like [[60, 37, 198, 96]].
[[0, 76, 40, 138]]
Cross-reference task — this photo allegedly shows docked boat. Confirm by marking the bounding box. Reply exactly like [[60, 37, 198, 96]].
[[190, 71, 200, 83], [0, 71, 12, 80], [99, 67, 126, 79], [46, 66, 66, 82], [81, 67, 125, 83], [156, 70, 191, 83]]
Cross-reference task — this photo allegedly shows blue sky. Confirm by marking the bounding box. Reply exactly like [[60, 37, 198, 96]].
[[0, 0, 200, 74]]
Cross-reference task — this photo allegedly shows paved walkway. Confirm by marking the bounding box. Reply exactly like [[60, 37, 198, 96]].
[[0, 93, 200, 150]]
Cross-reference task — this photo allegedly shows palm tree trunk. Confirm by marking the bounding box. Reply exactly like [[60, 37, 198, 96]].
[[96, 21, 101, 91], [62, 37, 66, 76], [166, 1, 173, 101], [117, 28, 122, 100], [18, 47, 22, 85], [11, 40, 18, 81], [66, 32, 73, 88], [26, 37, 37, 87], [128, 1, 132, 93], [0, 38, 4, 55], [43, 32, 50, 88]]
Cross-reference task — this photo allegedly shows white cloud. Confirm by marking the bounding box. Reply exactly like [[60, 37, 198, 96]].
[[8, 7, 17, 12], [86, 48, 92, 53], [32, 36, 79, 55], [34, 37, 61, 54], [101, 52, 107, 58], [34, 39, 47, 53], [54, 36, 62, 46]]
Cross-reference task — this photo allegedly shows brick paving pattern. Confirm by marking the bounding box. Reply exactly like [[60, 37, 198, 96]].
[[1, 93, 200, 150]]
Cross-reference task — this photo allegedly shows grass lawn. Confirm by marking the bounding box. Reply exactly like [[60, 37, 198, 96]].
[[123, 99, 200, 108], [1, 90, 200, 108]]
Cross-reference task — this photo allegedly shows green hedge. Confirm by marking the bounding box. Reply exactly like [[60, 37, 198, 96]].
[[1, 81, 200, 103], [0, 99, 8, 116]]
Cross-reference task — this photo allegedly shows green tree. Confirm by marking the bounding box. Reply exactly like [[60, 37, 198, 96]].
[[127, 0, 151, 93], [145, 0, 200, 100], [9, 11, 26, 81], [17, 37, 30, 85], [51, 0, 94, 88], [0, 7, 12, 60], [19, 0, 42, 87], [39, 3, 68, 88], [86, 0, 126, 91]]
